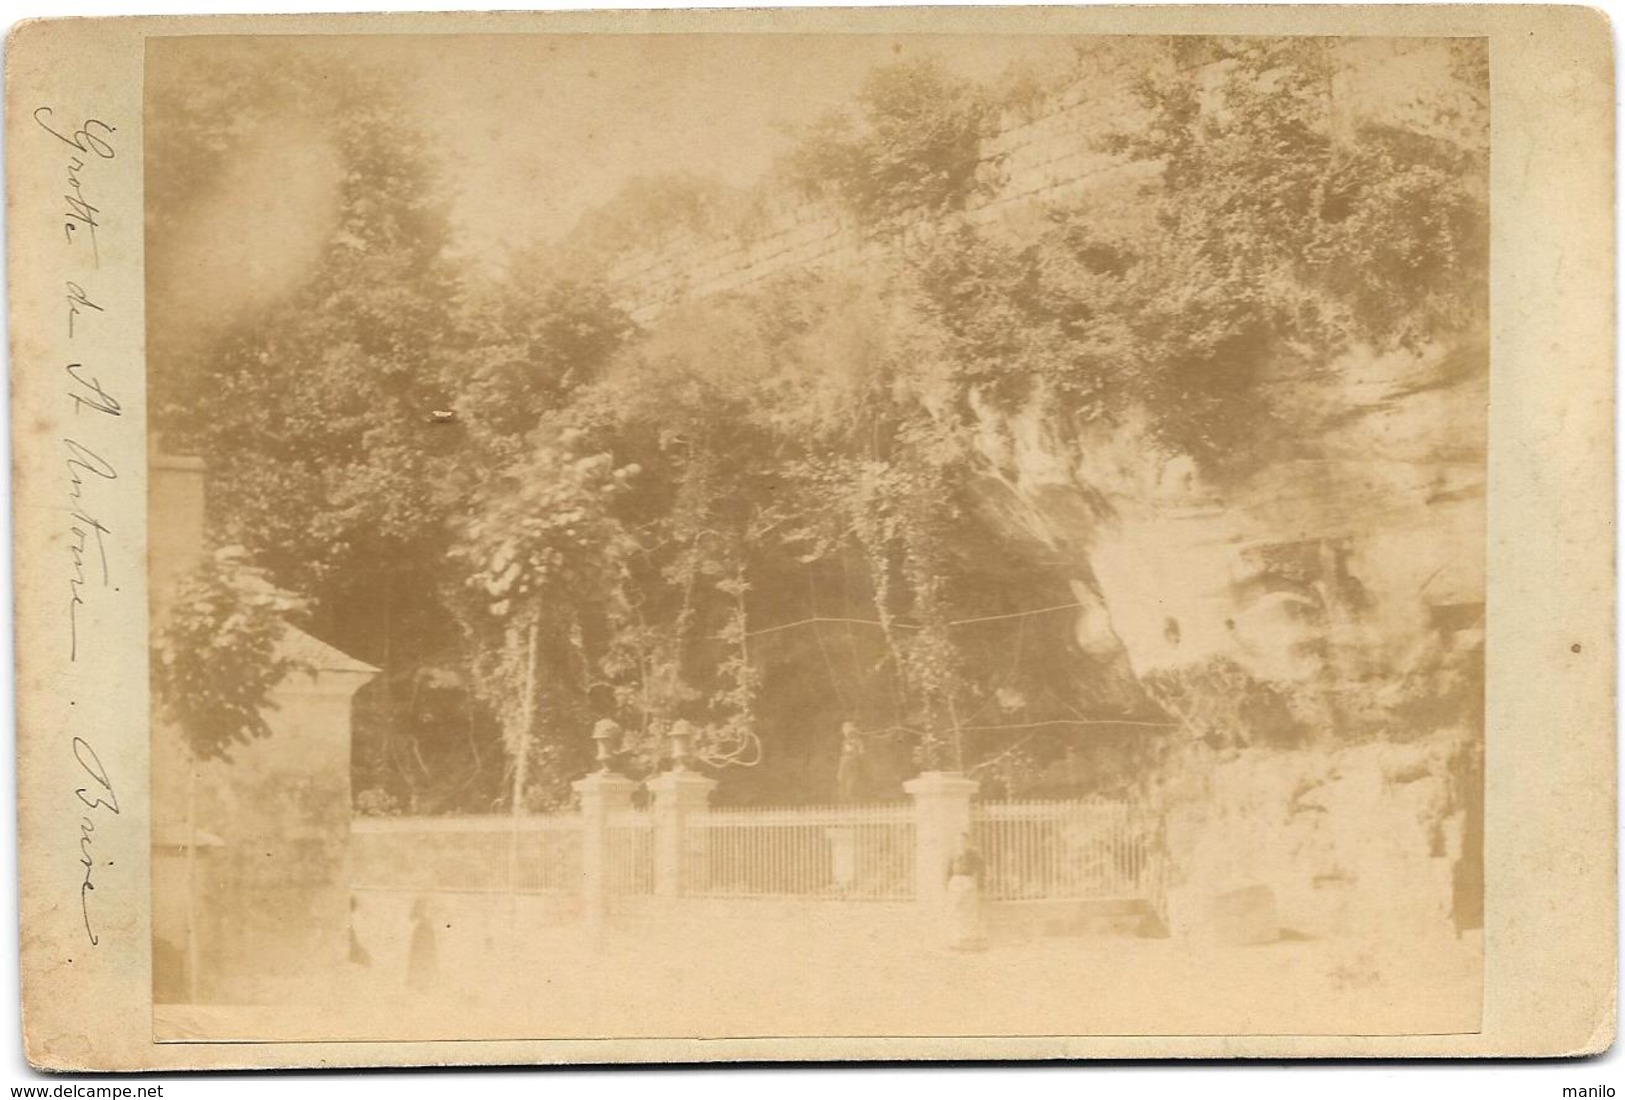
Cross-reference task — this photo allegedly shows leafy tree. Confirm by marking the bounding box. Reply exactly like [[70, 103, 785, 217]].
[[526, 269, 1150, 793], [153, 548, 307, 763], [148, 45, 464, 604], [1114, 38, 1485, 348], [786, 55, 1002, 227], [148, 38, 1489, 812], [453, 256, 636, 467], [173, 97, 459, 589], [900, 37, 1488, 474], [450, 428, 645, 805], [148, 47, 501, 814], [557, 331, 786, 776]]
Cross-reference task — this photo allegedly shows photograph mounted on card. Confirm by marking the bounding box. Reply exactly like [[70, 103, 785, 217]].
[[5, 6, 1614, 1069]]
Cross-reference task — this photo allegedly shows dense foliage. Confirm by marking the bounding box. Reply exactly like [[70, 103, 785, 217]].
[[786, 56, 1003, 227], [902, 38, 1488, 473], [149, 39, 1488, 811], [152, 549, 306, 763]]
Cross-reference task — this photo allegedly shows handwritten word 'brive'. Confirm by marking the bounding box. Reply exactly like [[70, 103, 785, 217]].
[[73, 737, 119, 946]]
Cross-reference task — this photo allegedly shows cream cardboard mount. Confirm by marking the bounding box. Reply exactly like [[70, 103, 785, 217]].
[[5, 6, 1616, 1070]]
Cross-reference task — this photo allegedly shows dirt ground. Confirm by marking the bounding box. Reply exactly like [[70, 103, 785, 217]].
[[155, 904, 1482, 1042]]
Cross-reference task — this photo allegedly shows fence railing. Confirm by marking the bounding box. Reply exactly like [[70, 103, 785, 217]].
[[349, 814, 582, 896], [680, 803, 916, 901], [972, 798, 1155, 902], [605, 811, 655, 897], [348, 794, 1165, 916]]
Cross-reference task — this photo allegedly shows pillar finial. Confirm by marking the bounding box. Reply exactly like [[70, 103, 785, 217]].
[[591, 718, 622, 774], [668, 719, 695, 772]]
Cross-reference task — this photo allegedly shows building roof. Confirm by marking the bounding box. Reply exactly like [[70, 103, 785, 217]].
[[276, 625, 380, 676]]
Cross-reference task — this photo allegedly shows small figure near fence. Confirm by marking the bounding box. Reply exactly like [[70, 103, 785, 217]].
[[406, 896, 439, 991], [944, 832, 988, 952], [347, 895, 372, 968]]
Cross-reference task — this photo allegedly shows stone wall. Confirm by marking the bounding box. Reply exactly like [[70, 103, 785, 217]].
[[1159, 733, 1480, 942], [152, 643, 375, 1002]]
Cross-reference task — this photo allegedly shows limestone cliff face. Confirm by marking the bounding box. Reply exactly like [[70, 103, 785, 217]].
[[596, 42, 1485, 750], [952, 335, 1485, 934], [962, 332, 1485, 746]]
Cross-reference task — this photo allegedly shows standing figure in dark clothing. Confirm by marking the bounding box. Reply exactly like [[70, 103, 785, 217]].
[[406, 896, 438, 991], [944, 832, 988, 951], [835, 721, 865, 804]]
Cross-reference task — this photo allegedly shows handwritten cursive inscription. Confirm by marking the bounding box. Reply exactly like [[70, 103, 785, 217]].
[[33, 109, 116, 266], [73, 737, 119, 946], [64, 439, 115, 662], [65, 281, 104, 340], [44, 106, 124, 949], [67, 362, 120, 418]]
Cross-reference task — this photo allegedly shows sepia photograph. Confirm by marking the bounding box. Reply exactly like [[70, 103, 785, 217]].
[[139, 30, 1491, 1043]]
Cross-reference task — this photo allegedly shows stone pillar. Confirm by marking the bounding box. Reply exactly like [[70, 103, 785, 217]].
[[572, 771, 637, 933], [904, 771, 980, 906], [647, 769, 716, 898]]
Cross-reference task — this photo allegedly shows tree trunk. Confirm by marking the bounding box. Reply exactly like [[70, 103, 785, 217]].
[[507, 615, 540, 929], [185, 755, 200, 1003]]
